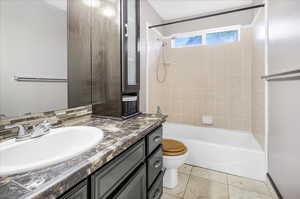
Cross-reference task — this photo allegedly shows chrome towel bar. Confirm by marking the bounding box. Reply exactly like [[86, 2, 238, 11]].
[[261, 69, 300, 81], [14, 76, 67, 83]]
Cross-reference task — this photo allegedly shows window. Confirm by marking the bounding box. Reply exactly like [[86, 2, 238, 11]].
[[174, 35, 202, 48], [171, 26, 240, 48], [206, 30, 239, 45]]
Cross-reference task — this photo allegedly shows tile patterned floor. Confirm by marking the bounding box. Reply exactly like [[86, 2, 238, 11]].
[[162, 164, 278, 199]]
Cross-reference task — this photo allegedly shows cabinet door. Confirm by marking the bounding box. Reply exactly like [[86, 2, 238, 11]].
[[147, 147, 163, 188], [112, 164, 147, 199], [68, 0, 92, 108], [122, 0, 140, 94], [148, 171, 163, 199], [91, 0, 122, 117], [147, 126, 162, 155], [91, 140, 145, 199], [60, 180, 88, 199]]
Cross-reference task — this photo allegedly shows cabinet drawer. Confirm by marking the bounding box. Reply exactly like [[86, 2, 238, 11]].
[[91, 140, 145, 199], [111, 164, 147, 199], [60, 180, 87, 199], [148, 171, 163, 199], [147, 126, 162, 155], [147, 147, 163, 188]]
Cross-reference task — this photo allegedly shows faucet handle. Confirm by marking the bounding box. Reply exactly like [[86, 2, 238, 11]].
[[35, 120, 52, 130], [32, 120, 52, 138], [5, 124, 26, 135], [5, 124, 31, 141]]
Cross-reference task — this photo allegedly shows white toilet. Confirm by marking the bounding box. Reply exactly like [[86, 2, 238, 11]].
[[162, 139, 188, 189]]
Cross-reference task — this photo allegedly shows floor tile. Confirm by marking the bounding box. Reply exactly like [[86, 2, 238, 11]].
[[191, 166, 227, 184], [164, 173, 190, 198], [229, 186, 273, 199], [178, 164, 192, 175], [184, 175, 229, 199], [227, 175, 270, 196], [162, 190, 182, 199]]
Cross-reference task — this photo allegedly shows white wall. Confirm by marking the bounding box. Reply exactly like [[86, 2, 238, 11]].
[[140, 0, 163, 112], [0, 0, 68, 117], [268, 1, 300, 197], [0, 0, 3, 115]]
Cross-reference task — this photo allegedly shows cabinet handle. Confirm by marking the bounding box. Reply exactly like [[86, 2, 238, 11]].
[[124, 24, 128, 37], [153, 160, 161, 169], [153, 188, 161, 199], [153, 136, 161, 143]]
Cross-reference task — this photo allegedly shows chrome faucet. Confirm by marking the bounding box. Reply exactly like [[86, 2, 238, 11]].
[[5, 120, 52, 141], [5, 124, 31, 141]]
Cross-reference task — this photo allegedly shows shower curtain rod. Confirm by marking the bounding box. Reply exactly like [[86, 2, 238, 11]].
[[148, 4, 265, 29]]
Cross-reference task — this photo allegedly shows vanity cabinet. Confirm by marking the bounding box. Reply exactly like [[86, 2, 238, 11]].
[[148, 172, 163, 199], [91, 140, 145, 199], [60, 180, 88, 199], [147, 127, 162, 155], [58, 126, 163, 199], [68, 0, 92, 108], [91, 0, 140, 118], [147, 147, 163, 188], [146, 126, 163, 199], [68, 0, 140, 118], [122, 0, 140, 94], [112, 164, 147, 199]]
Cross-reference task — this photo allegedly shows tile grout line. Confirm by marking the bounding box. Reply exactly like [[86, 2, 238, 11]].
[[181, 167, 193, 199], [226, 175, 231, 199], [180, 165, 272, 199], [227, 182, 273, 198]]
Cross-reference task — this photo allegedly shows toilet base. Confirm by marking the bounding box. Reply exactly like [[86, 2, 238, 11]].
[[163, 168, 178, 189]]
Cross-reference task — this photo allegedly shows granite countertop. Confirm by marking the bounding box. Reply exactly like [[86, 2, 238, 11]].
[[0, 113, 166, 199]]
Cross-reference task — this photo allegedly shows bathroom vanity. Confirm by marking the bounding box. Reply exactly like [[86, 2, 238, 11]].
[[61, 126, 163, 199], [0, 113, 166, 199]]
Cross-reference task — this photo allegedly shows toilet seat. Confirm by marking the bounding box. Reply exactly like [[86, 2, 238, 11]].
[[162, 139, 187, 156]]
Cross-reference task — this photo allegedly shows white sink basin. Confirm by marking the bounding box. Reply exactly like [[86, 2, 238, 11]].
[[0, 126, 103, 176]]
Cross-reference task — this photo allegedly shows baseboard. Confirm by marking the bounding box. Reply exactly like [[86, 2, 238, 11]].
[[267, 173, 283, 199]]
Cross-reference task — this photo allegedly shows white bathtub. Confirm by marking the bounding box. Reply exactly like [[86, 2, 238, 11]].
[[163, 123, 266, 181]]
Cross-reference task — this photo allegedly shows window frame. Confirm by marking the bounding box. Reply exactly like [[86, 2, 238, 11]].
[[171, 25, 241, 48], [172, 34, 203, 48]]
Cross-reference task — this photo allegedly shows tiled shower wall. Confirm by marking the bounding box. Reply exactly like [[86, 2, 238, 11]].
[[149, 27, 253, 131]]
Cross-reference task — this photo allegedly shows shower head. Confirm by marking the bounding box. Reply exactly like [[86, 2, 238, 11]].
[[157, 38, 168, 47]]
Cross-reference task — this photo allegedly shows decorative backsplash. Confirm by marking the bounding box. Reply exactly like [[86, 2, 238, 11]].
[[0, 105, 92, 142]]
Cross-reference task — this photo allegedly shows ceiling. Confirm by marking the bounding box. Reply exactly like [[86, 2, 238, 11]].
[[148, 0, 255, 21]]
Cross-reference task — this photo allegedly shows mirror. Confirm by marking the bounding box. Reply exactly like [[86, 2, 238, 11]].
[[0, 0, 90, 118]]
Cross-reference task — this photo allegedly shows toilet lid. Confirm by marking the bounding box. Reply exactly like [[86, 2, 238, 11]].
[[162, 139, 187, 156]]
